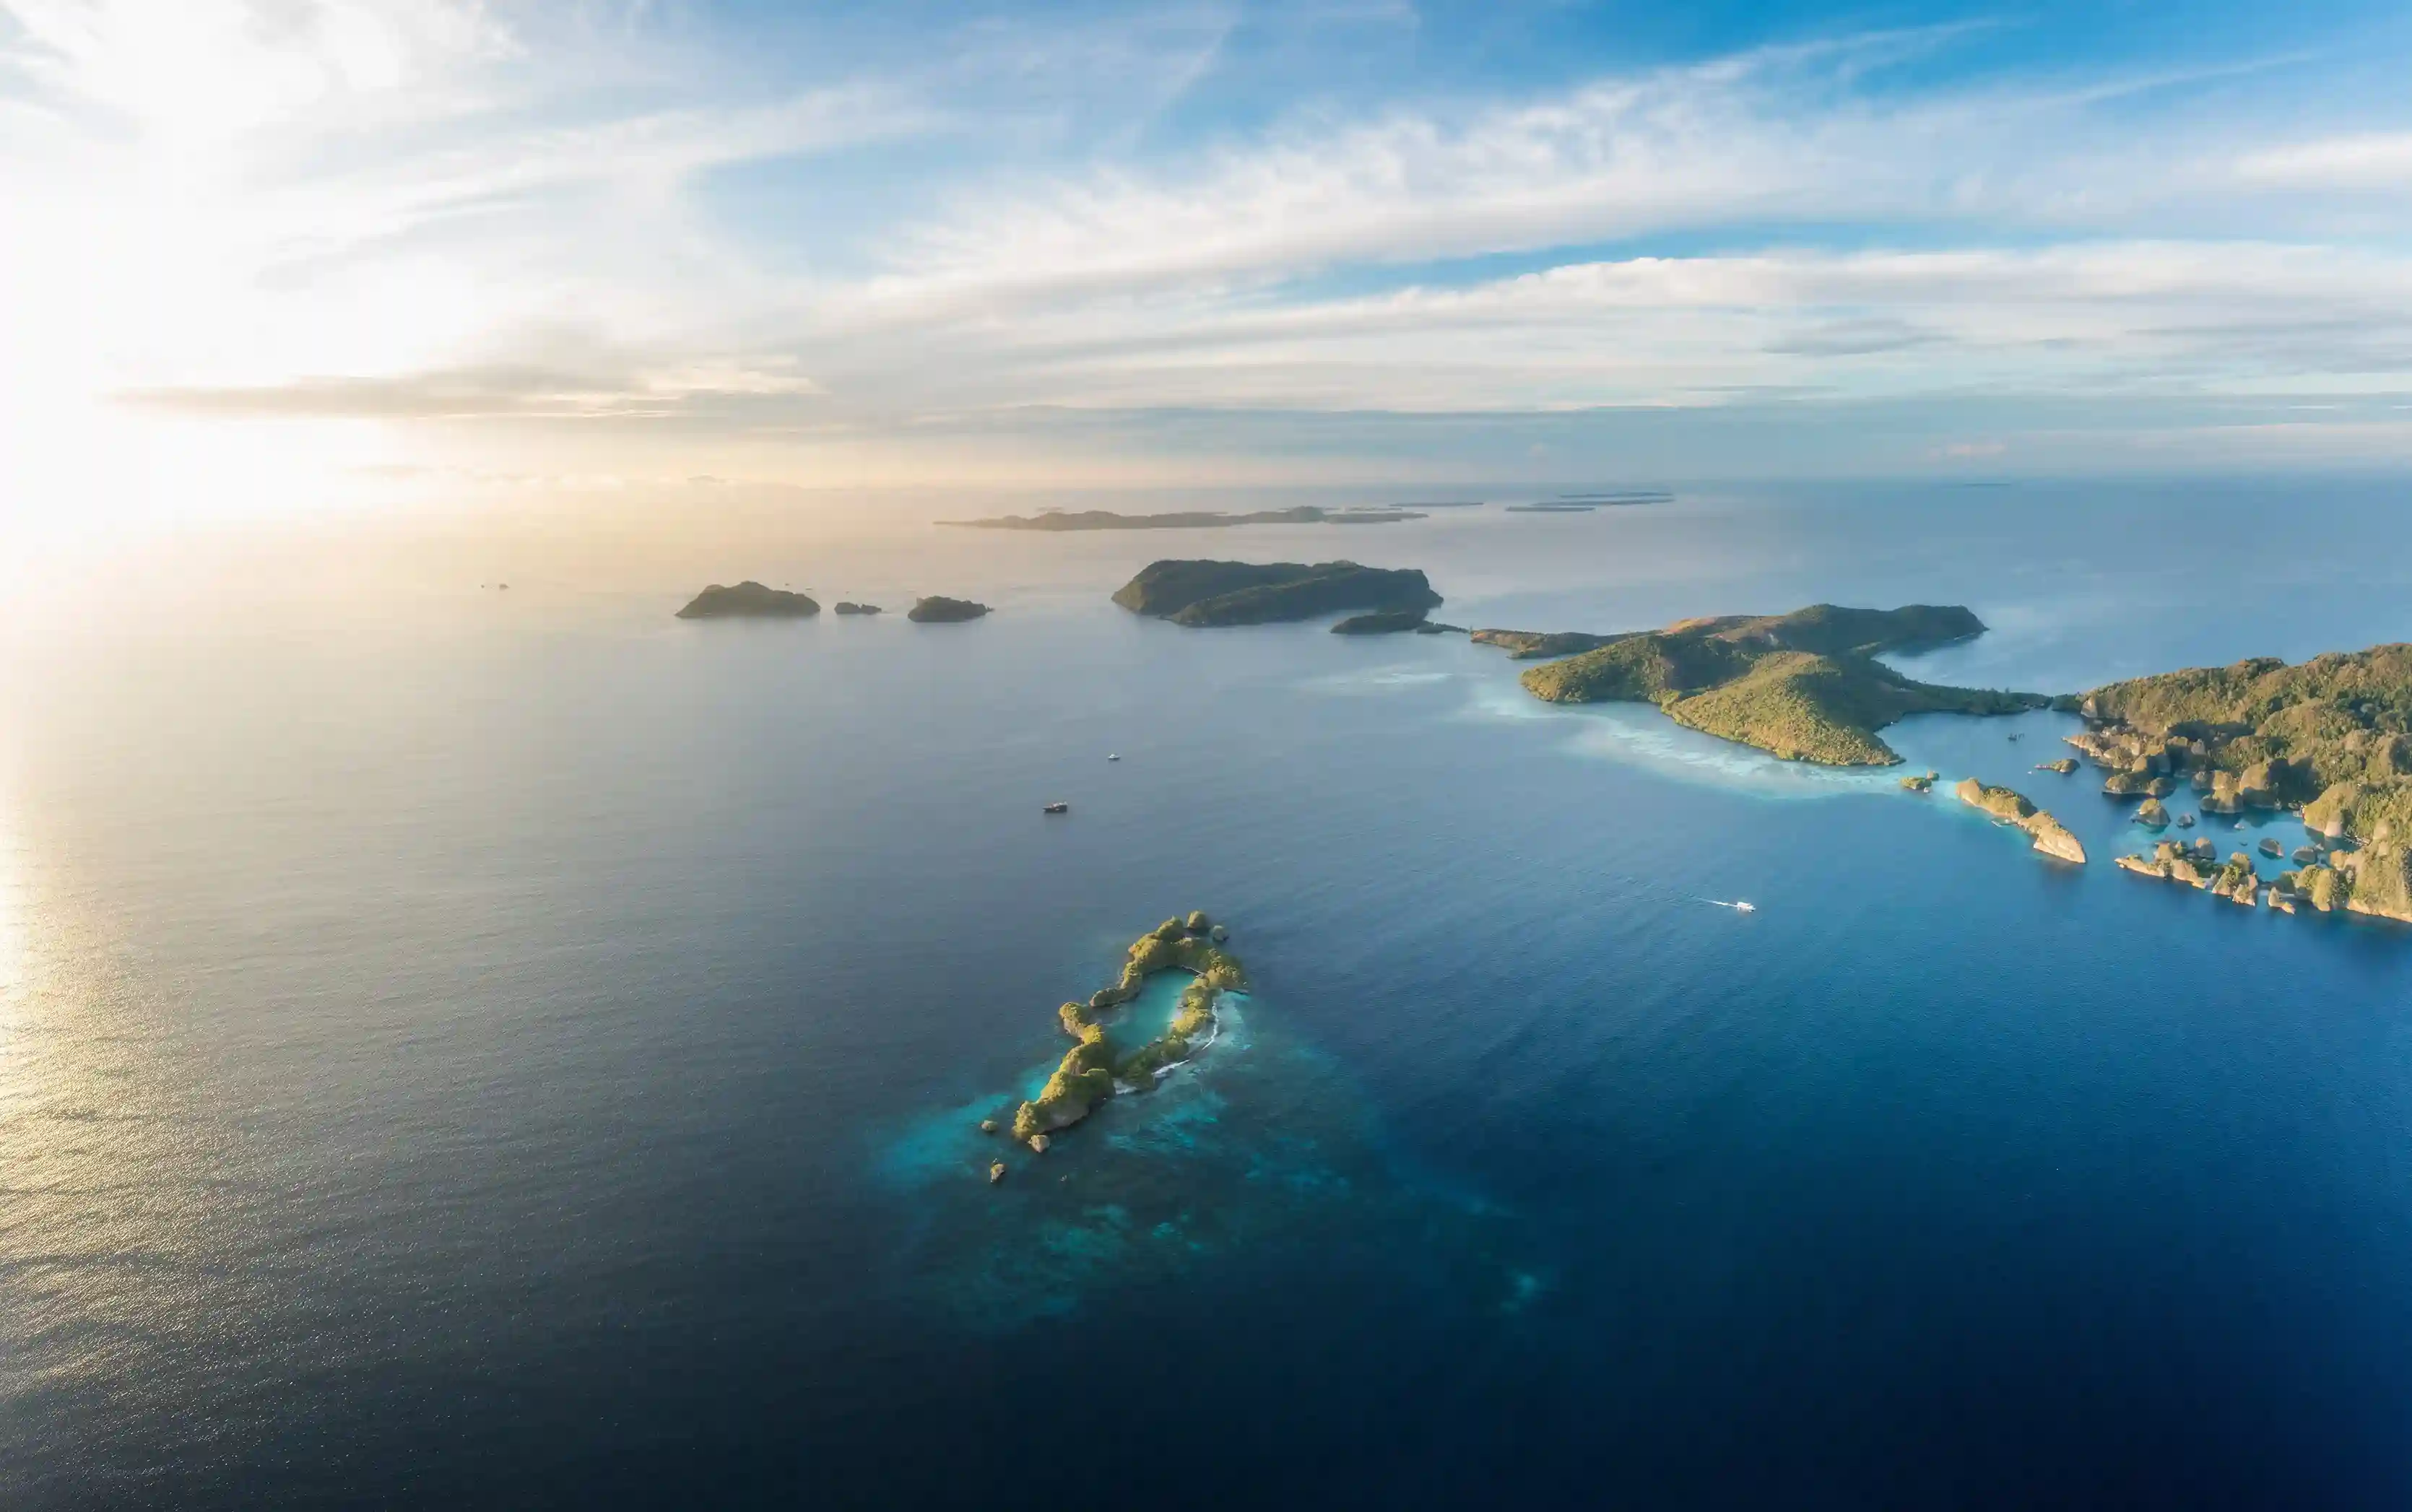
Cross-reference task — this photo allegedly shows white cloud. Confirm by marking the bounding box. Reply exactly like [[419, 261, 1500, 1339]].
[[2236, 132, 2412, 191], [8, 4, 2412, 511]]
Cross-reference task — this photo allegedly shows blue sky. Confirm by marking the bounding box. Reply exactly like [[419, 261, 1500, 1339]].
[[4, 0, 2412, 523]]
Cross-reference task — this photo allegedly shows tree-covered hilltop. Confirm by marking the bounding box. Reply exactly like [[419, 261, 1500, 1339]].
[[1111, 560, 1442, 627], [1011, 915, 1246, 1147], [1510, 605, 2044, 766], [2075, 645, 2412, 922], [906, 596, 991, 622], [674, 581, 820, 618]]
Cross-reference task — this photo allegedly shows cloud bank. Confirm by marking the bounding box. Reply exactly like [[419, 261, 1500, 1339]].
[[6, 0, 2412, 505]]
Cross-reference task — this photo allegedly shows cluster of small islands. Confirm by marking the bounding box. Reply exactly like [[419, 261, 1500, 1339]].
[[678, 544, 2412, 1173]]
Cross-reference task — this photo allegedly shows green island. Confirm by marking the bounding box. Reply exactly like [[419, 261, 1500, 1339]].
[[1468, 628, 1627, 659], [1112, 560, 1443, 627], [1900, 770, 1938, 793], [1501, 604, 2047, 765], [833, 601, 882, 615], [1332, 609, 1449, 635], [1010, 913, 1246, 1148], [907, 596, 991, 622], [674, 581, 819, 618], [2076, 644, 2412, 923], [942, 505, 1423, 531], [1955, 778, 2087, 864]]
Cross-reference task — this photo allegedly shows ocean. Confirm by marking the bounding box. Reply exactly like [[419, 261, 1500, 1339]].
[[4, 479, 2411, 1508]]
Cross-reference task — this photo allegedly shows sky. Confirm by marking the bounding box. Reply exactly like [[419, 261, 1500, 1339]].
[[4, 0, 2412, 542]]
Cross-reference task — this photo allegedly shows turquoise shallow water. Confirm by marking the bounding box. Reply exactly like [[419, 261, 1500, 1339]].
[[1097, 966, 1197, 1058], [4, 479, 2412, 1507]]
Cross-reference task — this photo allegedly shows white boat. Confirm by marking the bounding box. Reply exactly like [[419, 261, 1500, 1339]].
[[1732, 901, 1756, 913], [1108, 754, 1121, 762]]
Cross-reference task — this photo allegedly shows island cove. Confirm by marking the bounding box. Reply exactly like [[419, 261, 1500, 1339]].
[[1007, 914, 1244, 1153], [2070, 645, 2412, 924]]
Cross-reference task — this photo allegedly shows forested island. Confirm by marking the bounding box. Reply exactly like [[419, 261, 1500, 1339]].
[[675, 581, 819, 619], [1496, 604, 2044, 765], [946, 505, 1423, 531], [1112, 560, 1443, 627], [2077, 644, 2412, 922], [907, 596, 991, 622], [1010, 914, 1245, 1148]]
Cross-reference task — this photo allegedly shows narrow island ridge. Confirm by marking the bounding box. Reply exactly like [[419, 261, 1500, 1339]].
[[1955, 778, 2087, 864], [943, 505, 1424, 530]]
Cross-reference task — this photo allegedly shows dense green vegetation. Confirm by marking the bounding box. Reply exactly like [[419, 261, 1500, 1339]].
[[1010, 916, 1246, 1146], [1512, 605, 2044, 766], [1111, 560, 1443, 627], [906, 596, 991, 622], [1331, 609, 1431, 635], [675, 581, 819, 618], [2077, 644, 2412, 921]]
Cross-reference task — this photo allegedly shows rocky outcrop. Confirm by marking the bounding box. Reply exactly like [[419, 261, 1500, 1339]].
[[1956, 778, 2086, 864], [834, 601, 882, 615], [2036, 758, 2078, 774], [2135, 798, 2170, 827], [1901, 771, 1938, 793]]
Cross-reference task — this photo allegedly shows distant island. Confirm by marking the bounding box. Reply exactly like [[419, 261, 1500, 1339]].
[[834, 601, 882, 616], [1332, 609, 1452, 635], [1956, 778, 2087, 864], [1499, 604, 2045, 765], [1011, 914, 1244, 1148], [1469, 628, 1626, 659], [675, 581, 819, 619], [1112, 560, 1443, 627], [945, 505, 1423, 531], [2076, 645, 2412, 922], [1504, 492, 1674, 513], [908, 596, 991, 622]]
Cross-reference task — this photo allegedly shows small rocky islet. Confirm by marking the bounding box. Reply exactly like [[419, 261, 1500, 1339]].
[[1956, 778, 2087, 864], [990, 914, 1244, 1163], [906, 596, 991, 622]]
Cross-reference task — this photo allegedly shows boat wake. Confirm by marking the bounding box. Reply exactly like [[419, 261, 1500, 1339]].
[[1701, 898, 1758, 913]]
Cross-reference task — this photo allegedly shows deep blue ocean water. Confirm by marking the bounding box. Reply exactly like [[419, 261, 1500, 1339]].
[[4, 479, 2412, 1508]]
